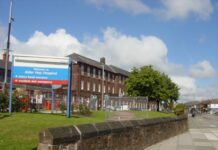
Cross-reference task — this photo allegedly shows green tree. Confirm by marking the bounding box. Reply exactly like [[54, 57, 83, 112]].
[[124, 66, 180, 111]]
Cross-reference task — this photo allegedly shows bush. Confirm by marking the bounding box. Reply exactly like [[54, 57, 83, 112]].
[[78, 104, 92, 116], [12, 95, 24, 112], [0, 92, 8, 112], [59, 103, 66, 114], [0, 92, 24, 112], [174, 103, 185, 116]]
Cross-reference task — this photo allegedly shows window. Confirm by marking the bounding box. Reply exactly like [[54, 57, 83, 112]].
[[98, 84, 101, 92], [119, 76, 121, 83], [112, 87, 115, 94], [104, 85, 106, 93], [93, 83, 96, 92], [87, 66, 90, 76], [108, 86, 110, 93], [119, 88, 122, 96], [81, 64, 84, 75], [87, 82, 90, 91], [112, 74, 114, 82], [81, 80, 84, 90], [98, 70, 101, 78], [93, 68, 96, 78], [108, 72, 110, 81]]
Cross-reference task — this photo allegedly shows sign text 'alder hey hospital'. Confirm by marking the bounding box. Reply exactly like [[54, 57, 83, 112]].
[[12, 55, 70, 85]]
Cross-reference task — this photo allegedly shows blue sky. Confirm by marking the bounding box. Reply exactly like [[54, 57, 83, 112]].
[[0, 0, 218, 102]]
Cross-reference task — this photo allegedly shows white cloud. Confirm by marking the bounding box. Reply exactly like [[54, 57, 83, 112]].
[[160, 0, 213, 20], [10, 29, 84, 57], [171, 76, 197, 101], [1, 27, 217, 102], [83, 27, 168, 70], [87, 0, 150, 14], [189, 60, 217, 78], [87, 0, 214, 20]]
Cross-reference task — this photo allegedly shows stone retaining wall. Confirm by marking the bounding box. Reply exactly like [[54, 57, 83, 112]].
[[37, 116, 188, 150]]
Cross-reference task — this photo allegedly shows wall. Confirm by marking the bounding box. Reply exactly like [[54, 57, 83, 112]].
[[38, 116, 188, 150]]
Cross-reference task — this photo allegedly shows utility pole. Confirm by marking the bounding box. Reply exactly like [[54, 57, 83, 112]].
[[3, 0, 14, 92]]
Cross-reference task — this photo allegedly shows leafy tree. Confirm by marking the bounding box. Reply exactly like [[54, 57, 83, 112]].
[[125, 66, 180, 111]]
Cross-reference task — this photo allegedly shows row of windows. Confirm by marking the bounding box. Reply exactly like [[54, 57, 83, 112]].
[[80, 80, 119, 94], [80, 64, 127, 83]]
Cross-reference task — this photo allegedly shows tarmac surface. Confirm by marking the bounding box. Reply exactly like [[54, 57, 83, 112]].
[[145, 114, 218, 150]]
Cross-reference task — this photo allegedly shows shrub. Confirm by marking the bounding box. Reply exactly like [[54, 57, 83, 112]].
[[59, 103, 66, 114], [0, 92, 25, 112], [174, 103, 185, 116], [0, 92, 8, 112], [12, 95, 24, 112], [79, 104, 92, 116]]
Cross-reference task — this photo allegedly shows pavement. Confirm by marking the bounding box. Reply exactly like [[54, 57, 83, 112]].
[[145, 114, 218, 150], [106, 111, 135, 121]]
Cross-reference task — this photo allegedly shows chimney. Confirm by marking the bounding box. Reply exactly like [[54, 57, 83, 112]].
[[3, 52, 7, 62], [100, 57, 106, 64]]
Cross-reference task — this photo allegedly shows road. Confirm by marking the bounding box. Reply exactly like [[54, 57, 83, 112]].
[[146, 114, 218, 150]]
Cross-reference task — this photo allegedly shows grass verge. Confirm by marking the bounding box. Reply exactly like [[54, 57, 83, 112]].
[[0, 111, 175, 150]]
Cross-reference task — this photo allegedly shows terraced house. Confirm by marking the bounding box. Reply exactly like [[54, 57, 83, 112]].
[[69, 53, 129, 108]]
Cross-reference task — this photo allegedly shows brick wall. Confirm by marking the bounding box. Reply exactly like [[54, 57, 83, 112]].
[[37, 116, 188, 150]]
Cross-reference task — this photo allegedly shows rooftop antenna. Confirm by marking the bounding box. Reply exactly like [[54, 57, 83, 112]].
[[3, 0, 14, 92]]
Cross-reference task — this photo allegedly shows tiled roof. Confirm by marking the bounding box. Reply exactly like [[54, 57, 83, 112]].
[[68, 53, 129, 76]]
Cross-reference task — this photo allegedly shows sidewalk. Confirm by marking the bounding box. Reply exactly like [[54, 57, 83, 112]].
[[145, 115, 218, 150]]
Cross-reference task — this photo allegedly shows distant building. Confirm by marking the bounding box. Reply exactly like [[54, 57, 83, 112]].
[[69, 53, 129, 108]]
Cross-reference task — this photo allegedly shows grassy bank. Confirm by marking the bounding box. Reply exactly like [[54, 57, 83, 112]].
[[0, 111, 175, 150]]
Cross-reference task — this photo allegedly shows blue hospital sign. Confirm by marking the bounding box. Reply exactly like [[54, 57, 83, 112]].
[[12, 55, 69, 85]]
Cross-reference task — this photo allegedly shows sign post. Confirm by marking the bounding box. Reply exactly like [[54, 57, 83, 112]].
[[9, 54, 71, 117]]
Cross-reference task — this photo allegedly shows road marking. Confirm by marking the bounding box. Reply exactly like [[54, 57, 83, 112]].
[[204, 133, 218, 141]]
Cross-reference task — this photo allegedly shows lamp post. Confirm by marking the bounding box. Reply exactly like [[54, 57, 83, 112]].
[[101, 64, 104, 110], [3, 0, 13, 92]]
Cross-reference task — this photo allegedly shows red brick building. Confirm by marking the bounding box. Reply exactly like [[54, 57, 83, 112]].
[[68, 53, 129, 108]]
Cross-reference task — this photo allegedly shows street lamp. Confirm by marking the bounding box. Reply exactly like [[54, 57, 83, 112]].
[[101, 64, 104, 110], [3, 0, 14, 92]]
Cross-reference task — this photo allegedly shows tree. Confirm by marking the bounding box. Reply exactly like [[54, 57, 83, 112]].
[[124, 66, 180, 111]]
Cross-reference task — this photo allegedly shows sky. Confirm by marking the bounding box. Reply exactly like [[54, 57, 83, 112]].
[[0, 0, 218, 102]]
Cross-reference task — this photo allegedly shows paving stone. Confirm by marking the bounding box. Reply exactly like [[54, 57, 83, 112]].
[[195, 146, 216, 150], [177, 144, 194, 149], [194, 141, 212, 147]]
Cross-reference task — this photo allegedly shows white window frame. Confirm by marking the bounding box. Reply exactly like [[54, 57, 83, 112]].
[[81, 64, 84, 75], [81, 80, 84, 90], [87, 66, 90, 76], [87, 82, 90, 91], [112, 87, 115, 94], [93, 68, 96, 78], [93, 83, 96, 92], [98, 84, 101, 92]]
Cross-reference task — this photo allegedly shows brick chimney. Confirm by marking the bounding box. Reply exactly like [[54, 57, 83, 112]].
[[3, 52, 7, 62], [100, 57, 106, 64]]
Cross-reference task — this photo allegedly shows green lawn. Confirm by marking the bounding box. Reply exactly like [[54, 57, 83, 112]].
[[131, 110, 175, 119], [0, 111, 175, 150]]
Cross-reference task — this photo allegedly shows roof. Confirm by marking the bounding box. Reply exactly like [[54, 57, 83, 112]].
[[109, 65, 130, 76], [68, 53, 129, 76], [0, 60, 11, 70]]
